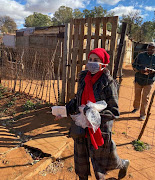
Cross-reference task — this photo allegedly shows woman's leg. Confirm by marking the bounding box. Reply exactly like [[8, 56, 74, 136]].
[[74, 138, 91, 178]]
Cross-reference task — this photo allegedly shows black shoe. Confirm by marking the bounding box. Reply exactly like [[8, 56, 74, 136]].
[[95, 172, 105, 180], [118, 159, 130, 179], [131, 109, 138, 113]]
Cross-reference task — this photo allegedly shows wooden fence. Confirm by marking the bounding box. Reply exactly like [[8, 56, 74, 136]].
[[0, 16, 118, 105], [61, 16, 118, 103]]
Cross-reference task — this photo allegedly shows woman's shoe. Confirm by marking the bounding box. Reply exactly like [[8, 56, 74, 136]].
[[118, 159, 130, 179], [139, 115, 146, 121], [131, 109, 138, 113]]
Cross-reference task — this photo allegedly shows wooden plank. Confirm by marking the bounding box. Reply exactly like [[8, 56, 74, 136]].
[[70, 19, 79, 99], [138, 90, 155, 140], [118, 40, 126, 78], [113, 22, 127, 79], [61, 23, 70, 104], [102, 17, 107, 49], [83, 35, 111, 40], [66, 20, 73, 102], [86, 17, 92, 62], [13, 56, 18, 92], [108, 16, 118, 76], [72, 34, 111, 40], [77, 18, 85, 76], [57, 56, 62, 103], [94, 18, 100, 49]]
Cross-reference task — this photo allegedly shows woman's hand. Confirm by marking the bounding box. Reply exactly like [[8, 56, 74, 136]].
[[54, 115, 63, 121]]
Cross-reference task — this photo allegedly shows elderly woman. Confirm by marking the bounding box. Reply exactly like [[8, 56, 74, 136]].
[[55, 48, 129, 180]]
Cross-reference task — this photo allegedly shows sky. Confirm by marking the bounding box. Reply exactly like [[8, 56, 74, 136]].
[[0, 0, 155, 29]]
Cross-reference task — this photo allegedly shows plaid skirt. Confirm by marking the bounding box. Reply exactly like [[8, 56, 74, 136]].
[[74, 132, 123, 177]]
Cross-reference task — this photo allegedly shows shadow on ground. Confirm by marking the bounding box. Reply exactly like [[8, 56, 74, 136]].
[[0, 106, 72, 149], [116, 116, 139, 121], [121, 66, 135, 78]]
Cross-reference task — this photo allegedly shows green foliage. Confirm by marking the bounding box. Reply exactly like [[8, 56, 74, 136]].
[[11, 97, 16, 101], [52, 6, 73, 25], [15, 92, 21, 97], [122, 132, 126, 135], [7, 101, 15, 107], [107, 22, 112, 31], [0, 16, 17, 33], [24, 12, 52, 27], [52, 5, 111, 25], [11, 110, 16, 117], [141, 21, 155, 42], [0, 84, 7, 94], [73, 9, 83, 19], [67, 164, 73, 172], [0, 92, 3, 99], [119, 11, 155, 42], [83, 6, 109, 18], [3, 108, 8, 113], [120, 11, 143, 41], [23, 100, 36, 110], [83, 9, 92, 18], [93, 6, 107, 17], [132, 140, 150, 151]]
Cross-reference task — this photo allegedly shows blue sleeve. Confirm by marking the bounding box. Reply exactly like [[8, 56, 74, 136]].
[[132, 54, 145, 70]]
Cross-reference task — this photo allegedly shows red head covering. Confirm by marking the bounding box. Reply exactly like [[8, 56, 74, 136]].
[[88, 48, 110, 64]]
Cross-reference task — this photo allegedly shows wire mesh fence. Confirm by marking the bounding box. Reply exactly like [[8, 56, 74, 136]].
[[0, 45, 63, 105]]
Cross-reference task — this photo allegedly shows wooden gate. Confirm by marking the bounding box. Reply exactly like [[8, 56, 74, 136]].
[[61, 16, 118, 103]]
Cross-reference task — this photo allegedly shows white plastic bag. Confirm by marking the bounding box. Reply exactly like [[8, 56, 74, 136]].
[[85, 100, 107, 132], [85, 108, 101, 133], [70, 100, 107, 133], [86, 100, 107, 112], [70, 106, 90, 129], [51, 106, 67, 117]]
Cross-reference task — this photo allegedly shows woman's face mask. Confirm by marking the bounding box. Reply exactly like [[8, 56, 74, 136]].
[[86, 61, 107, 74]]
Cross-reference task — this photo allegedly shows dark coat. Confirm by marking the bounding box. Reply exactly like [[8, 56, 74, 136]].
[[132, 52, 155, 86], [66, 69, 123, 177]]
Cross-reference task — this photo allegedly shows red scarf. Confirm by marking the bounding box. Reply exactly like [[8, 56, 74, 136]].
[[81, 71, 104, 149]]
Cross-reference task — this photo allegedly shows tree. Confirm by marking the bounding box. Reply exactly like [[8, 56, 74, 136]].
[[73, 9, 83, 19], [141, 21, 155, 42], [82, 9, 91, 18], [120, 11, 155, 42], [0, 16, 17, 33], [52, 5, 114, 24], [24, 12, 52, 27], [92, 6, 107, 17], [83, 6, 109, 18], [120, 11, 143, 41], [52, 6, 73, 25]]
